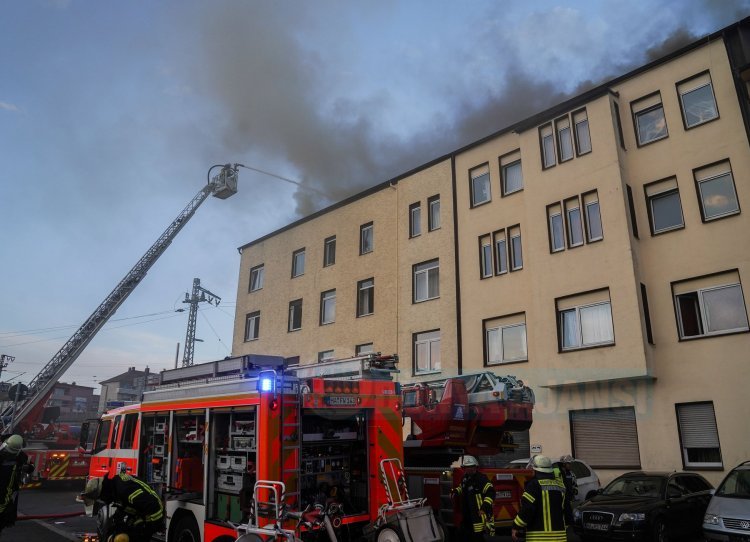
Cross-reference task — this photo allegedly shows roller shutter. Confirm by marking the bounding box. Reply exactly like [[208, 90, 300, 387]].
[[570, 407, 641, 468], [676, 402, 722, 467]]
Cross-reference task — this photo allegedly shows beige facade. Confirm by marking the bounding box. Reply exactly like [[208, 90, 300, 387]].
[[234, 19, 750, 485]]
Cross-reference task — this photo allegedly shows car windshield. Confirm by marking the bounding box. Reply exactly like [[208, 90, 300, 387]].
[[716, 469, 750, 498], [603, 476, 665, 498]]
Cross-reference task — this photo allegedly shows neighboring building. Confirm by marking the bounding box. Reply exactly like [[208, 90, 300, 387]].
[[98, 367, 156, 413], [233, 18, 750, 484], [46, 381, 99, 422]]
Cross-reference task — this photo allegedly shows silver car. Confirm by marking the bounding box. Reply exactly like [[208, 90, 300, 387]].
[[704, 461, 750, 541]]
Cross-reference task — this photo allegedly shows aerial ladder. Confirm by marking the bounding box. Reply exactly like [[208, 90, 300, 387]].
[[1, 164, 240, 436]]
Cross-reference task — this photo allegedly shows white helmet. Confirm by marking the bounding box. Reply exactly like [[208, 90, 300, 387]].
[[81, 477, 104, 516], [462, 455, 479, 467], [531, 455, 554, 473]]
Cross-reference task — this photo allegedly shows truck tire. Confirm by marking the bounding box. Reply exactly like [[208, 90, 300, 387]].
[[172, 515, 201, 542], [376, 525, 405, 542]]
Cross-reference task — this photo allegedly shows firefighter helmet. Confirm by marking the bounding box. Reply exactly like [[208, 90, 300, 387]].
[[532, 455, 554, 473], [462, 455, 479, 467], [559, 454, 574, 464], [0, 434, 23, 455]]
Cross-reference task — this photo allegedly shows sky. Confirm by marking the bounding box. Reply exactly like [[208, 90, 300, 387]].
[[1, 0, 748, 393]]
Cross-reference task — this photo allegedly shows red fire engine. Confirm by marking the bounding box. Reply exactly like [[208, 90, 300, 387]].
[[82, 354, 443, 542]]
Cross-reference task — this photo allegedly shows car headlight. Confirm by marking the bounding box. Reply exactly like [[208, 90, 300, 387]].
[[704, 514, 719, 525], [618, 513, 646, 522], [573, 509, 581, 521]]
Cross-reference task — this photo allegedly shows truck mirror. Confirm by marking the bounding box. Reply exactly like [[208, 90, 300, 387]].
[[79, 421, 90, 452]]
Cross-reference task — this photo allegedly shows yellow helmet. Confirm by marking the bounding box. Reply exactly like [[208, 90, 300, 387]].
[[0, 435, 23, 455]]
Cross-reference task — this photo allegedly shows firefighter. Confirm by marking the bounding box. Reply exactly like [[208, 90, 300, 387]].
[[81, 472, 164, 542], [452, 455, 495, 542], [557, 454, 578, 522], [511, 455, 569, 542], [0, 435, 33, 535]]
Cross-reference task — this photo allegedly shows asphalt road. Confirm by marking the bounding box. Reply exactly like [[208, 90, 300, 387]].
[[3, 482, 96, 542]]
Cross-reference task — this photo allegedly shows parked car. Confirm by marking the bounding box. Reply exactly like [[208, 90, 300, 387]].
[[572, 471, 713, 541], [704, 460, 750, 541], [502, 456, 601, 503]]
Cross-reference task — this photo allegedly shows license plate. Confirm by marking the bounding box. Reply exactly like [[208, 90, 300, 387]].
[[584, 523, 609, 531]]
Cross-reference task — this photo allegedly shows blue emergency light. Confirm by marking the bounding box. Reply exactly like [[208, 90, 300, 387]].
[[258, 370, 276, 393]]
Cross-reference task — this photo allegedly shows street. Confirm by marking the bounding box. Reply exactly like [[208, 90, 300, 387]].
[[3, 482, 96, 542]]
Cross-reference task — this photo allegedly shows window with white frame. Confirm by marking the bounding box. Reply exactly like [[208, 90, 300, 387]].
[[673, 271, 749, 339], [288, 299, 302, 332], [573, 109, 592, 155], [557, 290, 615, 350], [360, 222, 373, 254], [676, 402, 722, 468], [646, 177, 684, 235], [414, 330, 440, 374], [470, 165, 491, 206], [500, 151, 523, 195], [548, 205, 565, 252], [494, 230, 508, 275], [480, 236, 493, 278], [249, 264, 264, 292], [323, 236, 336, 267], [356, 343, 373, 355], [409, 203, 421, 238], [677, 72, 719, 129], [693, 161, 740, 222], [632, 92, 668, 146], [556, 116, 574, 162], [413, 259, 439, 302], [509, 226, 523, 271], [357, 278, 374, 317], [318, 350, 334, 362], [292, 248, 305, 277], [540, 124, 556, 168], [584, 191, 603, 241], [485, 314, 528, 365], [320, 289, 336, 325], [428, 195, 441, 231], [244, 311, 260, 341], [565, 198, 584, 247]]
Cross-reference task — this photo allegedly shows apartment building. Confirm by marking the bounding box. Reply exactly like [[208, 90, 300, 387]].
[[234, 18, 750, 484]]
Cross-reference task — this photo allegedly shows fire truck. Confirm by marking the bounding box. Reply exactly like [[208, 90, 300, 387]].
[[81, 354, 443, 542], [400, 371, 536, 533]]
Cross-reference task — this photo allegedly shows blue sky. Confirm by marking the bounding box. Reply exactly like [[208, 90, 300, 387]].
[[1, 0, 748, 390]]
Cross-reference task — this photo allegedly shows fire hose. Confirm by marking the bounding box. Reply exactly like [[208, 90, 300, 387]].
[[17, 511, 85, 520]]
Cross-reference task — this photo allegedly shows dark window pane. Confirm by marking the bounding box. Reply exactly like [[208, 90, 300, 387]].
[[496, 239, 508, 274], [636, 105, 668, 144], [472, 173, 490, 204], [543, 134, 555, 167], [576, 120, 592, 154], [568, 207, 584, 246], [511, 235, 523, 269], [677, 293, 703, 337], [702, 285, 749, 333], [651, 191, 683, 233], [550, 214, 565, 251], [559, 127, 573, 161], [503, 161, 523, 194], [681, 84, 718, 127], [586, 202, 603, 241]]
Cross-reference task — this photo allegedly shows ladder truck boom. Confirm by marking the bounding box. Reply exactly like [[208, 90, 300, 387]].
[[2, 164, 239, 435]]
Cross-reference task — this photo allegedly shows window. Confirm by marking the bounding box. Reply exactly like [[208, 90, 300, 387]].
[[470, 165, 491, 206], [694, 161, 740, 221], [612, 101, 626, 150], [571, 407, 641, 468], [93, 419, 111, 453], [547, 203, 565, 252], [509, 226, 523, 270], [485, 315, 527, 364], [409, 203, 421, 238], [249, 264, 264, 292], [291, 248, 305, 277], [557, 290, 614, 350], [677, 72, 718, 129], [673, 272, 749, 339], [583, 191, 603, 242], [428, 195, 441, 231], [632, 92, 668, 146], [413, 259, 439, 302], [494, 231, 508, 275], [288, 299, 302, 332], [360, 222, 373, 254], [500, 151, 523, 195], [120, 413, 138, 449], [320, 290, 336, 325], [573, 109, 592, 155], [356, 343, 373, 355], [645, 178, 684, 235], [110, 416, 121, 448], [244, 311, 260, 341], [414, 330, 440, 374], [357, 278, 374, 317], [565, 198, 584, 247], [480, 236, 493, 278], [556, 117, 574, 162], [640, 284, 654, 345], [323, 236, 336, 267], [626, 185, 639, 239], [676, 402, 722, 468], [318, 350, 334, 362], [540, 124, 556, 168]]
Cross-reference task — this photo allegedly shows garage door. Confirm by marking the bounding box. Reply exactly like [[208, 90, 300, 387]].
[[570, 407, 641, 469]]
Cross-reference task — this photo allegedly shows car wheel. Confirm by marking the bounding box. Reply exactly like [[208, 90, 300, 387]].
[[172, 515, 201, 542], [651, 517, 668, 542], [376, 525, 405, 542]]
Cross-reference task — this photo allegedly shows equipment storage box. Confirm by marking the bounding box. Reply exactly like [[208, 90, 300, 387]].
[[217, 455, 232, 471], [216, 493, 244, 522], [153, 445, 165, 457], [155, 422, 166, 433], [232, 436, 254, 450], [217, 473, 243, 494], [230, 455, 247, 473]]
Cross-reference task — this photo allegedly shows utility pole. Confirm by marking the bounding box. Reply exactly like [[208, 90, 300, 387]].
[[181, 278, 221, 367], [0, 354, 14, 383]]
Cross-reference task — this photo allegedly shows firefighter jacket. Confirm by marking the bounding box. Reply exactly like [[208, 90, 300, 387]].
[[454, 471, 495, 533], [513, 470, 568, 542], [101, 473, 164, 526], [0, 450, 30, 529]]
